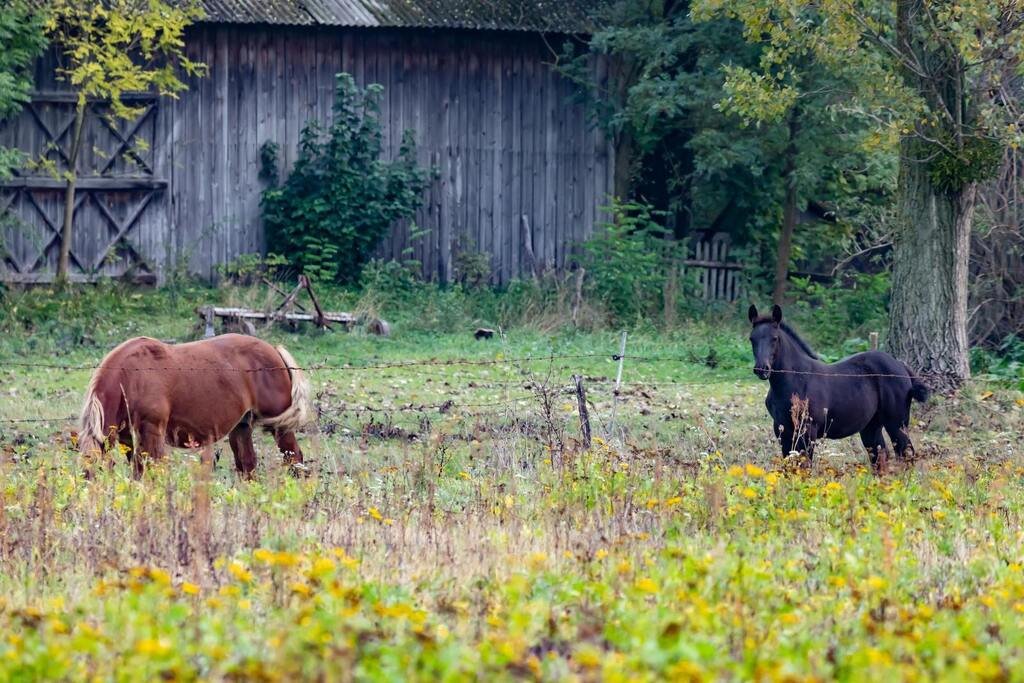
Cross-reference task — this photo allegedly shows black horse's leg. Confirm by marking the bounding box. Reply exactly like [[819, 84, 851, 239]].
[[860, 423, 889, 474], [794, 422, 819, 461], [884, 421, 915, 461], [777, 424, 794, 457]]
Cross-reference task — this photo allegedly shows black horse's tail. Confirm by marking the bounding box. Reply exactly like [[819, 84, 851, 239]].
[[904, 364, 930, 403]]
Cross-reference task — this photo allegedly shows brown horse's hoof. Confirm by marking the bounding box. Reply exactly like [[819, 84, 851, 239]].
[[288, 461, 311, 478]]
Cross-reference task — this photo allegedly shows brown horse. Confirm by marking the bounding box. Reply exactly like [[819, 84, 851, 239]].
[[78, 334, 312, 478]]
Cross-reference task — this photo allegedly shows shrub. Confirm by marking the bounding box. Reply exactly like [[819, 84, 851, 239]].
[[787, 272, 890, 348], [215, 253, 289, 286], [581, 200, 684, 325], [971, 334, 1024, 387], [261, 73, 432, 284]]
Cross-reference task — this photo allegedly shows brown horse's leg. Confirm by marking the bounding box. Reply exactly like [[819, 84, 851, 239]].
[[134, 419, 167, 479], [229, 421, 257, 477], [273, 429, 303, 468]]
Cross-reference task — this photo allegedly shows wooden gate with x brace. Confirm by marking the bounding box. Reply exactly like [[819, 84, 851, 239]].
[[0, 91, 167, 283]]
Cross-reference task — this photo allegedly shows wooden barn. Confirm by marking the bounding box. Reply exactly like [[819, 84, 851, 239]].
[[0, 0, 614, 284]]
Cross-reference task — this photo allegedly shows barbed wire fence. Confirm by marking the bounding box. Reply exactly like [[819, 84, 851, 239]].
[[0, 341, 969, 449]]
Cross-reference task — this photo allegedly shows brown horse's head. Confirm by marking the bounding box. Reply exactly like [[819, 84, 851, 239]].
[[748, 304, 783, 379]]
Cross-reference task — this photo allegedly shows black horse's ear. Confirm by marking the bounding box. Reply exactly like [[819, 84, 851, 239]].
[[747, 304, 758, 323], [771, 304, 783, 324]]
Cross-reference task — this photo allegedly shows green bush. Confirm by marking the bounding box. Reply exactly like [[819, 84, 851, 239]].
[[261, 73, 432, 284], [581, 200, 684, 325], [215, 253, 289, 285], [788, 272, 890, 349], [971, 335, 1024, 387]]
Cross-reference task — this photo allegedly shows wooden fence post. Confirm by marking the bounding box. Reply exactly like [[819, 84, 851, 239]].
[[573, 374, 591, 450], [608, 331, 628, 438], [869, 332, 879, 351]]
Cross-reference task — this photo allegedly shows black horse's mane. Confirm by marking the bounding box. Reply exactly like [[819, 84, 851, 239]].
[[753, 318, 820, 359], [780, 322, 820, 359]]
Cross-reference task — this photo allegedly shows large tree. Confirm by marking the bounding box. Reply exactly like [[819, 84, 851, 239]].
[[561, 1, 894, 302], [695, 0, 1024, 391], [0, 1, 46, 179]]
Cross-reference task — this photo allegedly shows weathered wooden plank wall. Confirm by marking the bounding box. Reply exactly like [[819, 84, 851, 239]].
[[1, 24, 613, 284]]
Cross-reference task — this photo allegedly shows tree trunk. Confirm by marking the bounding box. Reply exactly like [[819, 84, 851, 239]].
[[889, 0, 974, 393], [888, 140, 974, 392], [56, 103, 86, 285], [772, 110, 800, 305]]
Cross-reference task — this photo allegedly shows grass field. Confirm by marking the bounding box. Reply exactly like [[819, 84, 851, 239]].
[[0, 286, 1022, 681]]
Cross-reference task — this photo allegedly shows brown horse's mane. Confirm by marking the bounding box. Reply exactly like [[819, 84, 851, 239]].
[[753, 318, 820, 360]]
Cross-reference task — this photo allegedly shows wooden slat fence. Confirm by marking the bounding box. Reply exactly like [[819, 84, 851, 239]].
[[686, 232, 742, 301]]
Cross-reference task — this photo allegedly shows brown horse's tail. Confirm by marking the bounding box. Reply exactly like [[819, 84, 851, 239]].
[[260, 345, 313, 432], [78, 372, 108, 455]]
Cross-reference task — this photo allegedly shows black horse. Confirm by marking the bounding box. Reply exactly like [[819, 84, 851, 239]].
[[748, 304, 929, 472]]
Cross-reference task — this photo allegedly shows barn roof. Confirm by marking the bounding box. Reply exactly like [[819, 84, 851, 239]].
[[196, 0, 606, 33]]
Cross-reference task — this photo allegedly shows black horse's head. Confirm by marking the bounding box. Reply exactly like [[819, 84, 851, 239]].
[[748, 304, 783, 379]]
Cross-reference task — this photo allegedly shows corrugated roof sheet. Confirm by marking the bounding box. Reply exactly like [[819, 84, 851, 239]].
[[196, 0, 605, 32]]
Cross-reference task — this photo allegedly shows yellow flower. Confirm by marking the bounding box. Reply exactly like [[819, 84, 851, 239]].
[[744, 463, 765, 478], [227, 562, 253, 584], [663, 496, 683, 508], [310, 557, 336, 578], [148, 568, 171, 586], [181, 582, 200, 596], [368, 507, 383, 521], [574, 645, 602, 669], [135, 638, 171, 656], [526, 655, 542, 677], [458, 471, 471, 480], [527, 552, 548, 570], [727, 465, 744, 477], [595, 548, 608, 560], [824, 481, 843, 494], [635, 577, 659, 594], [253, 548, 275, 564], [932, 509, 946, 521], [866, 576, 887, 591], [741, 487, 757, 500], [667, 660, 704, 682], [291, 582, 313, 597]]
